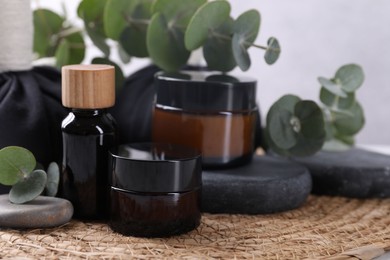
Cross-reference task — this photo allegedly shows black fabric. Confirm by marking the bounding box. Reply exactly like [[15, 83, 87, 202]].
[[111, 65, 160, 144], [112, 65, 263, 148], [0, 66, 68, 166]]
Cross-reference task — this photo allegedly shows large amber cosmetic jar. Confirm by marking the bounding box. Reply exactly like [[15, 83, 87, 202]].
[[109, 143, 202, 238], [153, 71, 257, 169]]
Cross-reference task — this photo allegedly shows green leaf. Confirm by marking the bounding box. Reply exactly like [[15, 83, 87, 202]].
[[320, 87, 355, 109], [85, 26, 110, 57], [64, 32, 86, 65], [147, 13, 190, 71], [269, 109, 297, 149], [295, 101, 325, 140], [78, 0, 109, 56], [335, 64, 364, 92], [55, 39, 70, 68], [152, 0, 206, 28], [266, 96, 325, 157], [104, 0, 139, 40], [147, 0, 205, 71], [119, 26, 149, 57], [322, 139, 351, 152], [287, 101, 325, 156], [9, 170, 47, 204], [318, 77, 347, 98], [33, 9, 65, 57], [266, 95, 300, 151], [117, 1, 154, 58], [333, 101, 365, 136], [203, 18, 236, 72], [0, 147, 36, 186], [232, 10, 260, 71], [185, 0, 231, 51], [46, 162, 60, 197], [118, 43, 131, 64], [264, 37, 281, 65], [92, 57, 125, 90]]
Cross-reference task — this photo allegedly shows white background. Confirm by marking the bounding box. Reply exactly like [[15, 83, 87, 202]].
[[32, 0, 390, 145]]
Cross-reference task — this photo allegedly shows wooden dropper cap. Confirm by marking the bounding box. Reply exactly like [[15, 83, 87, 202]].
[[62, 64, 115, 109]]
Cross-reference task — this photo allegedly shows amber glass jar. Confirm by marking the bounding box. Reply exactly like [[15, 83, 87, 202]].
[[153, 71, 257, 169], [109, 143, 202, 238]]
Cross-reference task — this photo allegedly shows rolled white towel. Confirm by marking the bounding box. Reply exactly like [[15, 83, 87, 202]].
[[0, 0, 33, 72]]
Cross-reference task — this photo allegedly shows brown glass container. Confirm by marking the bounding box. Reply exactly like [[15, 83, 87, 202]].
[[61, 65, 116, 220], [109, 143, 202, 238], [153, 72, 257, 169]]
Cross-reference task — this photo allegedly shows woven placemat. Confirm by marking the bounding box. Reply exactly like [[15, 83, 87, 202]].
[[1, 196, 390, 259]]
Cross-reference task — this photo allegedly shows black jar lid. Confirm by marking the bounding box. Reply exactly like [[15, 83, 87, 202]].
[[155, 71, 257, 112], [110, 143, 202, 193]]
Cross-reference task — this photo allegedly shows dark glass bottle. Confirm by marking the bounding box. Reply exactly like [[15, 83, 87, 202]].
[[60, 64, 116, 220], [61, 109, 115, 219]]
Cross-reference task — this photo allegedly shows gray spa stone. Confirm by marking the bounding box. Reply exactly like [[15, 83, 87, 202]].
[[294, 148, 390, 198], [0, 195, 73, 228], [202, 155, 312, 214]]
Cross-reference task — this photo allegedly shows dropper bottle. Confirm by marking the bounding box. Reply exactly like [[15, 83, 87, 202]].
[[60, 64, 116, 220]]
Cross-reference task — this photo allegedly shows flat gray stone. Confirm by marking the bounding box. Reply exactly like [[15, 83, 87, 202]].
[[294, 148, 390, 198], [0, 195, 73, 228], [202, 155, 312, 214]]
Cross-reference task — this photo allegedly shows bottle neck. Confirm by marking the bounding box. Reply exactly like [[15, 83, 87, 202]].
[[71, 108, 107, 117]]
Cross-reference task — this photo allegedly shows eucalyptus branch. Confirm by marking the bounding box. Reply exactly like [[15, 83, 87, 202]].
[[57, 27, 83, 38]]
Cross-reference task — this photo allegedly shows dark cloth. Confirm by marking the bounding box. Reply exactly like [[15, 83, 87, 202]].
[[0, 66, 68, 166], [111, 65, 160, 144]]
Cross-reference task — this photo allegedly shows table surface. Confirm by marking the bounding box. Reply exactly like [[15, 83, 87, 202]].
[[2, 146, 390, 259], [1, 195, 390, 259]]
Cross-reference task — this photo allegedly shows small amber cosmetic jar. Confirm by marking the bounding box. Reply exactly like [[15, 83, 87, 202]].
[[109, 143, 202, 238], [153, 71, 257, 169]]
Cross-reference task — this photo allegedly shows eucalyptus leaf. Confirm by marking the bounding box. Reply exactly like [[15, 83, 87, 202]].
[[46, 162, 60, 197], [295, 100, 325, 140], [268, 109, 297, 149], [204, 18, 236, 72], [266, 95, 300, 152], [9, 170, 47, 204], [333, 102, 365, 136], [334, 132, 355, 146], [318, 77, 347, 98], [232, 34, 250, 71], [322, 139, 351, 152], [92, 57, 125, 90], [286, 101, 325, 156], [78, 0, 109, 56], [60, 32, 86, 66], [33, 9, 65, 57], [0, 146, 36, 186], [264, 37, 280, 65], [185, 0, 231, 51], [266, 95, 325, 157], [320, 87, 355, 109], [118, 1, 154, 57], [86, 26, 110, 57], [55, 39, 70, 67], [152, 0, 206, 28], [232, 10, 260, 71], [103, 0, 139, 40], [118, 43, 131, 64], [119, 26, 149, 57], [335, 64, 364, 92], [147, 13, 190, 71]]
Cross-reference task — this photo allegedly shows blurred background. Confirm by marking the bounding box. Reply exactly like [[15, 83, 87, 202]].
[[32, 0, 390, 145]]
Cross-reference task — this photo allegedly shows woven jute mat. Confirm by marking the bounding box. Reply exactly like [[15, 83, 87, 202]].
[[1, 196, 390, 259]]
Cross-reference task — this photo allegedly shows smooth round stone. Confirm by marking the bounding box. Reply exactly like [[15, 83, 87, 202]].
[[0, 195, 73, 228], [202, 155, 312, 214], [294, 148, 390, 198]]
